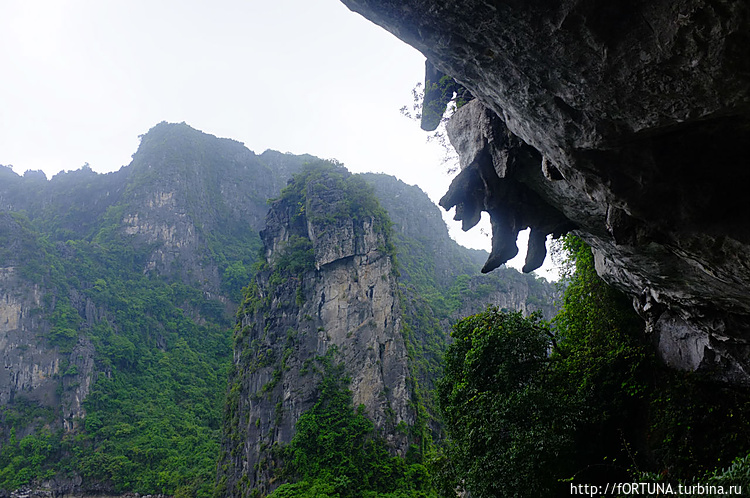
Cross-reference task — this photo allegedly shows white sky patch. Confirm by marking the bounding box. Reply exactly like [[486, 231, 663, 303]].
[[5, 1, 67, 61]]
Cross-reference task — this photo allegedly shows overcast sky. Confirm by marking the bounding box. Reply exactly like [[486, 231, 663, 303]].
[[0, 0, 559, 279]]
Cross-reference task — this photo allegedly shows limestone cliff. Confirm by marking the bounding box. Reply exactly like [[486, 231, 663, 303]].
[[0, 124, 307, 440], [117, 123, 312, 294], [340, 0, 750, 384], [217, 164, 415, 496], [0, 124, 311, 494], [0, 214, 95, 437], [362, 172, 558, 322]]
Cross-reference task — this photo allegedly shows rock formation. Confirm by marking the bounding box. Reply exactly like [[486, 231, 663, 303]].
[[0, 123, 310, 438], [216, 165, 415, 495], [362, 172, 559, 321], [340, 0, 750, 384], [0, 214, 95, 435], [0, 124, 312, 494]]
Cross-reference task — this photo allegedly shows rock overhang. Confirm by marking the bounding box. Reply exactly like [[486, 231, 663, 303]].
[[340, 0, 750, 384]]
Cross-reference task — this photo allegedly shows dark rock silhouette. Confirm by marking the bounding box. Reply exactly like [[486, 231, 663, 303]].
[[340, 0, 750, 384]]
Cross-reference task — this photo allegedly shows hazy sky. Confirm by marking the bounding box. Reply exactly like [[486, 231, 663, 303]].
[[0, 0, 558, 279]]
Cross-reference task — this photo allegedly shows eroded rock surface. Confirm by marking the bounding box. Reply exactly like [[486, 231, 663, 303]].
[[217, 166, 415, 496], [340, 0, 750, 383]]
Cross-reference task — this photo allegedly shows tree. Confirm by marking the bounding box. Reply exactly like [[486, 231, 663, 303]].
[[436, 235, 750, 497], [436, 308, 576, 497]]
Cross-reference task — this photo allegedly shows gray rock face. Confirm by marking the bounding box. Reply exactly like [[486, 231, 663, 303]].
[[120, 124, 309, 294], [440, 101, 574, 274], [0, 124, 309, 443], [0, 266, 57, 410], [450, 271, 559, 323], [340, 0, 750, 384], [0, 124, 316, 495], [0, 266, 96, 434], [218, 167, 415, 496]]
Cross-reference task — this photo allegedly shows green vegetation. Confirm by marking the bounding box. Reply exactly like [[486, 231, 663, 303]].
[[0, 145, 561, 498], [0, 125, 281, 496], [270, 236, 316, 281], [269, 350, 435, 498], [273, 161, 396, 258], [0, 429, 60, 490], [0, 223, 232, 496], [437, 309, 574, 496], [435, 235, 750, 497], [220, 164, 457, 496]]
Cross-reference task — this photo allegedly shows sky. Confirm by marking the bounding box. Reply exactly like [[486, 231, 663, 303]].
[[0, 0, 559, 279]]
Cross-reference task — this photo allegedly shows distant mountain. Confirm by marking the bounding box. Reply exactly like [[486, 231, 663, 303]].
[[0, 123, 557, 496], [0, 122, 308, 496]]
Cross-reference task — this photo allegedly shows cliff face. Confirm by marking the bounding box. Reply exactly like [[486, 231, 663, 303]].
[[0, 264, 57, 414], [116, 123, 313, 294], [217, 165, 561, 495], [218, 165, 414, 496], [340, 0, 750, 384], [0, 214, 95, 436], [0, 123, 307, 437], [362, 172, 558, 321], [0, 123, 310, 494]]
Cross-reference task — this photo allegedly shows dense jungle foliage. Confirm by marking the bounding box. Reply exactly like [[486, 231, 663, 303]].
[[0, 124, 274, 496], [0, 211, 237, 497], [436, 235, 750, 497], [268, 349, 434, 498]]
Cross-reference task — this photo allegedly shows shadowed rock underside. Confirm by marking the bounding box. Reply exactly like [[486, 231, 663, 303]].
[[340, 0, 750, 383]]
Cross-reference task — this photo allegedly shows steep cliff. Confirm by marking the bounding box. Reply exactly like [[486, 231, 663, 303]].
[[217, 164, 417, 496], [340, 0, 750, 384], [216, 164, 560, 496], [0, 123, 310, 495], [0, 212, 97, 442], [0, 215, 59, 422], [361, 173, 558, 400], [362, 172, 558, 322], [114, 123, 314, 295]]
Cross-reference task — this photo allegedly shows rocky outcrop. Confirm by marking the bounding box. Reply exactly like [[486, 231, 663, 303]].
[[5, 486, 168, 498], [340, 0, 750, 384], [0, 221, 104, 437], [0, 267, 57, 411], [361, 172, 487, 287], [0, 124, 313, 494], [451, 271, 559, 322], [120, 123, 309, 293], [59, 336, 96, 432], [0, 271, 97, 435], [217, 166, 415, 496]]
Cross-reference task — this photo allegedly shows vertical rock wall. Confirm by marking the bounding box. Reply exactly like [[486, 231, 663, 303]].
[[217, 167, 415, 496], [0, 267, 57, 410], [0, 270, 98, 435]]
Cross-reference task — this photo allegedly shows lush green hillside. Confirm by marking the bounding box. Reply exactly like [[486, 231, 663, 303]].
[[0, 124, 310, 496], [0, 124, 559, 496]]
